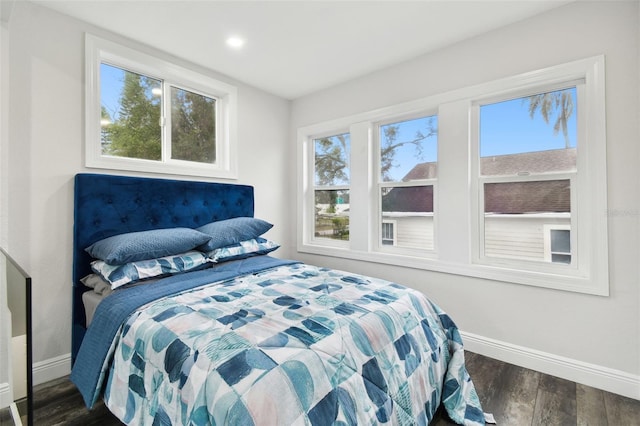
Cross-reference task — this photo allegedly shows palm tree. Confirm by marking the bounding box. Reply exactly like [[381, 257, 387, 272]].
[[527, 88, 574, 148]]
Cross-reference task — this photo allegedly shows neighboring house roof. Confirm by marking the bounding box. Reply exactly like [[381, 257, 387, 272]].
[[382, 148, 575, 214], [402, 161, 437, 180], [484, 179, 570, 214], [481, 148, 576, 176], [381, 186, 434, 213]]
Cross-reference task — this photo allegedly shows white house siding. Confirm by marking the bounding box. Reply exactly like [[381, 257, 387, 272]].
[[386, 215, 434, 250], [484, 214, 570, 261]]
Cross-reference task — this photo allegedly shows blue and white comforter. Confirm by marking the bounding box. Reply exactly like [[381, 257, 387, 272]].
[[72, 257, 485, 425]]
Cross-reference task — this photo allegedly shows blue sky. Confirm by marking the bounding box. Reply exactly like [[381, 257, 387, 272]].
[[384, 87, 577, 181], [479, 88, 577, 157], [101, 64, 125, 120]]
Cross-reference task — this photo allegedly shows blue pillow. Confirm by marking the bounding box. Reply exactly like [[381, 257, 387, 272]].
[[85, 227, 211, 265], [197, 217, 273, 252], [206, 238, 280, 263]]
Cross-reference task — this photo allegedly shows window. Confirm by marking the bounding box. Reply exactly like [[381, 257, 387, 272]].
[[377, 115, 437, 252], [477, 87, 576, 265], [298, 56, 608, 295], [86, 34, 238, 179], [381, 221, 396, 246], [313, 132, 350, 244], [545, 225, 572, 264]]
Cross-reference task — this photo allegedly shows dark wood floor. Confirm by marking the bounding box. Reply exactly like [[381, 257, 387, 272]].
[[2, 351, 639, 425]]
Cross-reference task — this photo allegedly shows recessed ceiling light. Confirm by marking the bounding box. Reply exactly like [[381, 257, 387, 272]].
[[226, 36, 245, 49]]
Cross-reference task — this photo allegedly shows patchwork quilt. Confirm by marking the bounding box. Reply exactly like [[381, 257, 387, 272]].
[[76, 260, 485, 425]]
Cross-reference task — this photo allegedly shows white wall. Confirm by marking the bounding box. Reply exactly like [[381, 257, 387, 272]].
[[2, 1, 291, 382], [290, 1, 639, 397]]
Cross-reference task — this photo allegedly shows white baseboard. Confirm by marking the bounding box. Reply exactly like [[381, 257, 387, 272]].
[[2, 353, 71, 409], [461, 331, 640, 401], [0, 382, 10, 409], [32, 353, 71, 386]]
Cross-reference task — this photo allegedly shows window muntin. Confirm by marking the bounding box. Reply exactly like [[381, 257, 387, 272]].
[[478, 87, 577, 266], [378, 115, 437, 251], [313, 133, 350, 242], [86, 34, 237, 179]]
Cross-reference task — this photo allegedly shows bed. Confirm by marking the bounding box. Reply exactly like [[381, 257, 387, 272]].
[[70, 173, 487, 425]]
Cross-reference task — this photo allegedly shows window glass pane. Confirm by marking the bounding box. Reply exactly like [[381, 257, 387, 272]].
[[551, 254, 571, 264], [380, 115, 437, 182], [551, 229, 571, 254], [314, 133, 350, 186], [171, 87, 216, 164], [100, 63, 162, 160], [484, 180, 571, 262], [480, 87, 577, 176], [381, 185, 433, 249], [315, 190, 349, 241]]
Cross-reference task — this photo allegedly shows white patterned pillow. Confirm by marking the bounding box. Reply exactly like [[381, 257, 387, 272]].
[[207, 238, 279, 263], [91, 250, 210, 289]]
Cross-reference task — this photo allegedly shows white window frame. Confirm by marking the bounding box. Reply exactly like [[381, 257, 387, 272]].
[[85, 34, 238, 179], [298, 55, 608, 296], [472, 83, 579, 270], [374, 112, 438, 256], [468, 57, 607, 295]]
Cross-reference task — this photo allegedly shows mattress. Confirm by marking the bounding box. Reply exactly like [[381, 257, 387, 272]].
[[81, 290, 104, 328]]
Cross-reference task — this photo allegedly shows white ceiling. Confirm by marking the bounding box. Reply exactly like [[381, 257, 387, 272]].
[[31, 0, 573, 99]]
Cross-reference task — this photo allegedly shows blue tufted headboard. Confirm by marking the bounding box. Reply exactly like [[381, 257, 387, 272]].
[[72, 173, 255, 362]]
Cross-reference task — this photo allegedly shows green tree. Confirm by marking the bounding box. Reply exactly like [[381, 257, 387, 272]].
[[527, 88, 574, 148], [315, 134, 349, 186], [171, 88, 216, 163], [105, 72, 161, 160]]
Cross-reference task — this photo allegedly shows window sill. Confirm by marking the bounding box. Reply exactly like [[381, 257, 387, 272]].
[[297, 243, 609, 296], [86, 155, 238, 180]]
